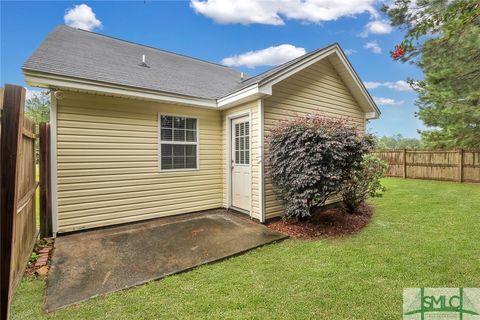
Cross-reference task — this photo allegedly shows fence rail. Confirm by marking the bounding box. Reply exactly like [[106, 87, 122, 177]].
[[371, 149, 480, 183], [1, 85, 38, 320]]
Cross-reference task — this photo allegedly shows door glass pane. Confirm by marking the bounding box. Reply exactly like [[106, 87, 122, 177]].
[[245, 150, 250, 164], [235, 151, 239, 163]]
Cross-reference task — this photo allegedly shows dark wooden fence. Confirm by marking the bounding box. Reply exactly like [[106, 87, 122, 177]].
[[371, 149, 480, 183], [0, 85, 39, 320], [39, 123, 52, 238]]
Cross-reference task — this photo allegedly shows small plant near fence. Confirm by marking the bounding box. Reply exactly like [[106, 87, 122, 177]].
[[268, 114, 374, 220]]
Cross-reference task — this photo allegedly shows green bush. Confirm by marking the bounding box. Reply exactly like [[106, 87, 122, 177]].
[[341, 155, 387, 213], [268, 114, 374, 220]]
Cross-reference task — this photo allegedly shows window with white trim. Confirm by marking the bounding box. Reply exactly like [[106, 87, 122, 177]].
[[159, 115, 198, 170]]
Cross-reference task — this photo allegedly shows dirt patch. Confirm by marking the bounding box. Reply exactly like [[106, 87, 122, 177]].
[[266, 203, 373, 240]]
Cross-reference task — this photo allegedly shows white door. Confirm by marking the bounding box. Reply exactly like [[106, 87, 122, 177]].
[[231, 116, 250, 212]]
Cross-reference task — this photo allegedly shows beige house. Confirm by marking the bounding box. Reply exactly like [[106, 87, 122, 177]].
[[23, 26, 380, 235]]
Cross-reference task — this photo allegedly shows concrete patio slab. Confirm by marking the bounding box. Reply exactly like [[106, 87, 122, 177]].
[[45, 209, 287, 311]]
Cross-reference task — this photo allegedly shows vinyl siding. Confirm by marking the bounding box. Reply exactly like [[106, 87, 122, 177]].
[[263, 59, 367, 219], [222, 101, 261, 220], [56, 91, 223, 232]]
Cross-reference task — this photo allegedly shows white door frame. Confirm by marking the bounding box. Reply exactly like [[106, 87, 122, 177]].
[[226, 110, 252, 216]]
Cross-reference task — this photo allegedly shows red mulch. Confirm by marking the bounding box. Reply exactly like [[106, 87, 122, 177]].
[[25, 238, 54, 276], [266, 203, 373, 240]]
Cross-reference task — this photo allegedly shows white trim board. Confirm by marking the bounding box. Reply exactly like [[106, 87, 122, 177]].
[[225, 110, 252, 218], [50, 92, 59, 236], [258, 98, 265, 222], [24, 71, 217, 109]]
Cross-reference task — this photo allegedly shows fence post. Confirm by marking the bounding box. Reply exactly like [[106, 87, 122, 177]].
[[458, 148, 463, 183], [402, 148, 407, 179], [0, 84, 25, 320], [39, 123, 53, 238]]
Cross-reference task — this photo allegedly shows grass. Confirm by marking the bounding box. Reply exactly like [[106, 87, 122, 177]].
[[11, 178, 480, 319]]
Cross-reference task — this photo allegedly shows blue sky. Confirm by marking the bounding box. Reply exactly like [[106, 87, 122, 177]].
[[1, 1, 426, 138]]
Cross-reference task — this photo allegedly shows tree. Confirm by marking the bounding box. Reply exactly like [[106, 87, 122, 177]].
[[383, 0, 480, 149], [375, 134, 423, 149], [268, 115, 374, 220], [24, 90, 50, 162], [25, 90, 50, 124]]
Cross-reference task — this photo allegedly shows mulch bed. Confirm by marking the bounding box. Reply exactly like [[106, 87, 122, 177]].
[[25, 238, 54, 276], [266, 203, 373, 240]]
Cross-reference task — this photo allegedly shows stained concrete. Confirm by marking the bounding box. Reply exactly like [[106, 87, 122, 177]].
[[45, 209, 287, 311]]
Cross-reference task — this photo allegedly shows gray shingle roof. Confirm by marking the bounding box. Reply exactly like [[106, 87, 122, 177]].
[[23, 26, 338, 101], [23, 26, 246, 99]]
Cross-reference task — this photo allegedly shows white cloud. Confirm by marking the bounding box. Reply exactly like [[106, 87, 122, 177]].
[[373, 96, 404, 105], [364, 80, 413, 92], [364, 81, 381, 89], [190, 0, 378, 25], [221, 44, 306, 68], [359, 19, 392, 37], [64, 4, 102, 31], [344, 49, 357, 55], [385, 80, 413, 92], [364, 40, 381, 54]]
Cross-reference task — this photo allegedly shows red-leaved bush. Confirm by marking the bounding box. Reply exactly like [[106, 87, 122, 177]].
[[267, 114, 374, 220]]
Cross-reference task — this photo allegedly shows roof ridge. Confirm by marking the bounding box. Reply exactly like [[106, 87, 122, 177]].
[[59, 25, 240, 73]]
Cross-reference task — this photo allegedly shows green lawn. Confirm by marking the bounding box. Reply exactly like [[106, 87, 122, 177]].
[[11, 178, 480, 319]]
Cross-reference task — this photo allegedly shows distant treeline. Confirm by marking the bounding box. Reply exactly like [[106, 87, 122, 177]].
[[374, 134, 423, 150]]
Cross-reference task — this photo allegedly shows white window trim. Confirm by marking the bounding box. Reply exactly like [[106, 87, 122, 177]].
[[158, 113, 200, 172]]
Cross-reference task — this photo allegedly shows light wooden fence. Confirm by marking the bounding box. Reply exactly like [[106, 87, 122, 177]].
[[1, 85, 38, 320], [371, 149, 480, 183]]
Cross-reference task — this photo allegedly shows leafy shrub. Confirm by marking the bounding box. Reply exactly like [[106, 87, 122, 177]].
[[268, 114, 374, 220], [341, 155, 387, 214]]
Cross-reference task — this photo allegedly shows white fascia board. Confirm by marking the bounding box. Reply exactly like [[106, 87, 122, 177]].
[[24, 71, 217, 109], [365, 111, 379, 120], [217, 84, 271, 109]]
